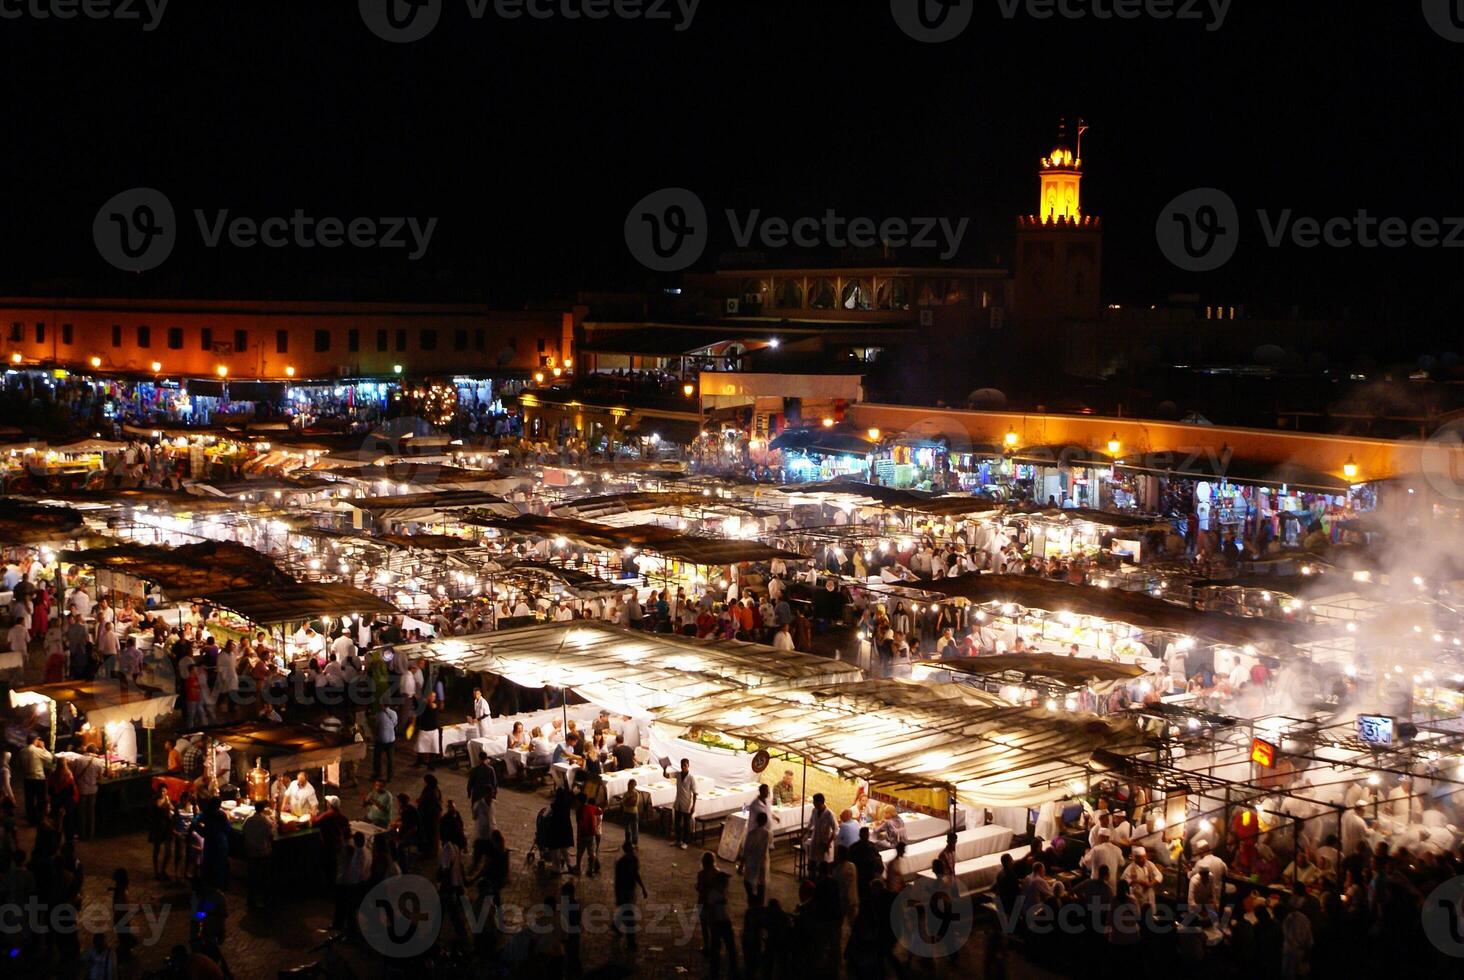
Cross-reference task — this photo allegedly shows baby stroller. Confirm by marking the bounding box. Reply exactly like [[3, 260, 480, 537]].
[[526, 806, 551, 871]]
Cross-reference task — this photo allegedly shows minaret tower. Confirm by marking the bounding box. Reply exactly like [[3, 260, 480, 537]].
[[1014, 118, 1103, 320]]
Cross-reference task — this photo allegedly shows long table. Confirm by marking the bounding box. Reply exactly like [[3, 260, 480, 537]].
[[717, 802, 813, 860], [883, 823, 1014, 877]]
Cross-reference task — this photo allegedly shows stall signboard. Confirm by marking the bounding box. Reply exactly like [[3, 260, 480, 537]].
[[1356, 714, 1395, 747], [1249, 737, 1278, 768]]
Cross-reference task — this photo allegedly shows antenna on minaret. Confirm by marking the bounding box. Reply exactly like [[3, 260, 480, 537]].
[[1076, 118, 1089, 163]]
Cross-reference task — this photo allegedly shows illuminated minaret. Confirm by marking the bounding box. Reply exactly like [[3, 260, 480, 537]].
[[1014, 118, 1103, 320], [1038, 119, 1083, 222]]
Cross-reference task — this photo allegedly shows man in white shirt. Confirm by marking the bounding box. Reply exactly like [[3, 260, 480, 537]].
[[528, 728, 554, 764], [68, 586, 93, 618], [1191, 838, 1227, 881], [767, 576, 784, 602], [772, 625, 795, 651], [5, 618, 28, 655], [0, 565, 19, 591], [72, 748, 102, 840], [1122, 847, 1162, 909], [330, 631, 355, 664], [281, 771, 319, 818], [1109, 811, 1134, 849], [1081, 828, 1123, 884]]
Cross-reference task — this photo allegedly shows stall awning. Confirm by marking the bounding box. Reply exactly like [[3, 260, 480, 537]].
[[197, 720, 366, 771], [61, 541, 294, 594], [1010, 445, 1113, 469], [777, 480, 999, 516], [12, 682, 177, 729], [198, 583, 398, 626], [396, 620, 861, 717], [920, 573, 1307, 647], [914, 655, 1146, 686], [469, 513, 805, 564], [1115, 452, 1354, 494], [653, 678, 1152, 808], [0, 501, 87, 545], [623, 418, 704, 445], [350, 490, 517, 523]]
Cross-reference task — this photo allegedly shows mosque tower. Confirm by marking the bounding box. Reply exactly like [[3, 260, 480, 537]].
[[1014, 118, 1103, 320]]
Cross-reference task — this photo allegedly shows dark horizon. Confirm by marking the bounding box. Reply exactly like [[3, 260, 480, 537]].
[[5, 4, 1463, 345]]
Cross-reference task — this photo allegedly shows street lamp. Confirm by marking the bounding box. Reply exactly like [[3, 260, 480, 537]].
[[1343, 455, 1359, 481], [215, 365, 228, 378], [867, 428, 881, 440], [285, 365, 295, 378], [1107, 432, 1121, 455], [822, 417, 835, 428], [683, 383, 695, 397], [89, 356, 102, 369], [1004, 429, 1019, 448], [150, 361, 162, 373]]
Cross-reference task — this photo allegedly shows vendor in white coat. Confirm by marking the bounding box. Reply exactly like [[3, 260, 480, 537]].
[[1081, 828, 1123, 884], [281, 771, 319, 818], [472, 687, 493, 737], [737, 810, 774, 904], [1121, 846, 1163, 910]]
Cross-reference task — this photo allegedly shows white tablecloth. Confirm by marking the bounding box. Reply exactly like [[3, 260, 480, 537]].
[[602, 765, 664, 800], [717, 802, 812, 860], [637, 773, 715, 808], [694, 784, 761, 819], [917, 843, 1030, 894], [885, 823, 1013, 877], [902, 812, 949, 843]]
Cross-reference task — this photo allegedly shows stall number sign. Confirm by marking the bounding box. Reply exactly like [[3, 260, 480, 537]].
[[1249, 737, 1278, 768], [1356, 714, 1395, 747]]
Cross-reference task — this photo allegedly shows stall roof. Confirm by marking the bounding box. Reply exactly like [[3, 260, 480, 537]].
[[914, 654, 1146, 685], [11, 681, 177, 729], [486, 559, 635, 597], [60, 541, 294, 593], [552, 490, 709, 520], [198, 583, 398, 626], [0, 500, 87, 544], [470, 513, 804, 564], [28, 488, 248, 512], [1011, 445, 1112, 469], [1012, 506, 1166, 530], [777, 480, 1000, 516], [395, 620, 861, 716], [622, 418, 705, 446], [1115, 453, 1354, 494], [197, 720, 366, 771], [654, 678, 1151, 807], [920, 574, 1308, 647], [349, 490, 516, 522]]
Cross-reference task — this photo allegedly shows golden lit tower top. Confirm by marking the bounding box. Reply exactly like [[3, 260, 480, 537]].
[[1037, 117, 1087, 223]]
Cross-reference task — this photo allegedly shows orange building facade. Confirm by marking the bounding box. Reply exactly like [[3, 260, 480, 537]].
[[0, 297, 578, 380]]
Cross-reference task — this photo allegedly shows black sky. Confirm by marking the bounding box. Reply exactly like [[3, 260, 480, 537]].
[[4, 1, 1463, 334]]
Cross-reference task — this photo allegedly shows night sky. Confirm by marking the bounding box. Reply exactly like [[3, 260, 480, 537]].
[[5, 2, 1461, 337]]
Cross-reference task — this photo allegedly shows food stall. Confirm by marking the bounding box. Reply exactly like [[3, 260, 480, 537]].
[[9, 681, 177, 831]]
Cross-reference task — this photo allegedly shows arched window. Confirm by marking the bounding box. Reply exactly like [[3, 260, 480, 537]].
[[808, 278, 836, 310], [840, 279, 873, 311], [876, 278, 911, 311], [773, 279, 804, 309]]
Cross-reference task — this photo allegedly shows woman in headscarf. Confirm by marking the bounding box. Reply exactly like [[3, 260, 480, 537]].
[[417, 774, 443, 857]]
